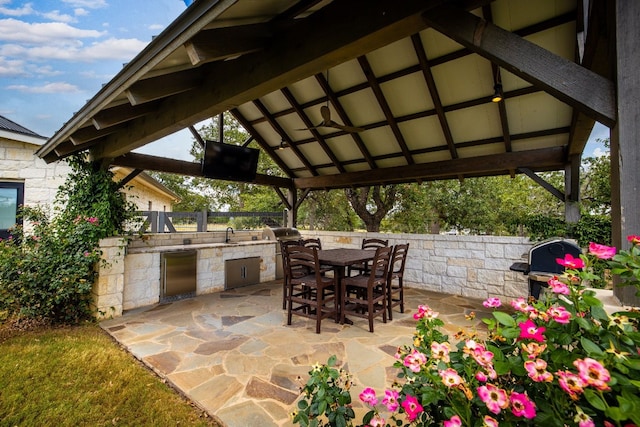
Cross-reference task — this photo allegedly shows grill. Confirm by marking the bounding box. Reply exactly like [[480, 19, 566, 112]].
[[510, 238, 582, 299], [262, 227, 302, 279]]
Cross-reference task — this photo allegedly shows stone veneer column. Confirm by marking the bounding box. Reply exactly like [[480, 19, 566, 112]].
[[92, 237, 127, 319]]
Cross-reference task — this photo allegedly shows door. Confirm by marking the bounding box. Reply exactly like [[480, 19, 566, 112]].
[[0, 182, 24, 240]]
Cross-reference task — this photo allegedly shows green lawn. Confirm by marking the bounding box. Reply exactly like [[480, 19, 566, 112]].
[[0, 323, 220, 426]]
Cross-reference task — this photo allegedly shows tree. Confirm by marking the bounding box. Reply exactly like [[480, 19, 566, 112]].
[[581, 138, 611, 215], [298, 190, 358, 231], [344, 185, 398, 232]]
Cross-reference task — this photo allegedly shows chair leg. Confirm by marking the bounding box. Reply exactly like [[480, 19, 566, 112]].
[[399, 278, 404, 313], [282, 279, 287, 310]]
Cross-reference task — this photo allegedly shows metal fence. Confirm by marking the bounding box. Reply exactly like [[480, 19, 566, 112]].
[[137, 210, 286, 233]]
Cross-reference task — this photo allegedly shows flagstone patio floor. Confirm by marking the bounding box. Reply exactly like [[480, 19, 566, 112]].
[[100, 282, 500, 427]]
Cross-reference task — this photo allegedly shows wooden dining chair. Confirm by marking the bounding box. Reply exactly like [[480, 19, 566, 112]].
[[387, 243, 409, 320], [301, 238, 332, 275], [280, 239, 303, 309], [348, 238, 389, 276], [341, 246, 392, 332], [286, 245, 338, 334]]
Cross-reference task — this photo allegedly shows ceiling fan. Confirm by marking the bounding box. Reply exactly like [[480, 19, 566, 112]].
[[298, 105, 364, 133]]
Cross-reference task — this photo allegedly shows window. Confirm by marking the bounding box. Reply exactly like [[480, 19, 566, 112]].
[[0, 182, 24, 239]]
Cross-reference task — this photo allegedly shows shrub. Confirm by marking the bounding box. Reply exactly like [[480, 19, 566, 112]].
[[293, 238, 640, 427], [0, 155, 137, 323]]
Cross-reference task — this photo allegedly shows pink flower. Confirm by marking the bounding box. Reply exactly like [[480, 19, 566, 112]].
[[440, 368, 464, 387], [517, 319, 546, 342], [476, 371, 488, 382], [547, 305, 571, 324], [510, 391, 536, 419], [87, 216, 99, 224], [524, 359, 553, 382], [483, 297, 502, 308], [627, 235, 640, 245], [382, 389, 399, 411], [471, 347, 495, 368], [401, 395, 423, 422], [403, 349, 427, 373], [575, 407, 595, 427], [574, 358, 611, 391], [588, 242, 616, 259], [547, 276, 570, 294], [359, 387, 378, 406], [556, 253, 585, 269], [413, 304, 438, 320], [510, 297, 534, 313], [431, 342, 451, 363], [369, 414, 386, 427], [521, 342, 547, 360], [477, 384, 509, 414], [556, 370, 585, 399], [444, 415, 462, 427], [483, 415, 499, 427]]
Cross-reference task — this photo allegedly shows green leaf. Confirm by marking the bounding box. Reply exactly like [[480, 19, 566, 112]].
[[584, 389, 607, 411], [580, 337, 605, 356], [493, 311, 516, 327], [500, 326, 520, 339], [327, 355, 337, 367]]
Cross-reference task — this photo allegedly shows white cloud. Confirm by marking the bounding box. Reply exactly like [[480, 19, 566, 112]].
[[0, 18, 104, 43], [0, 1, 35, 16], [41, 10, 76, 24], [83, 37, 148, 60], [61, 0, 107, 9], [74, 8, 88, 17], [592, 147, 609, 158], [6, 81, 80, 93], [148, 23, 164, 31], [0, 56, 24, 76]]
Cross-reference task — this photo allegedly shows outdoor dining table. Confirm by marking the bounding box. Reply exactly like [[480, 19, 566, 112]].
[[317, 248, 376, 324]]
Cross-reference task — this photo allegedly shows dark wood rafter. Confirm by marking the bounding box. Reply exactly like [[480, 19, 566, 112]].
[[81, 0, 441, 161], [184, 23, 274, 65], [357, 56, 414, 165], [273, 187, 292, 210], [286, 126, 570, 173], [518, 167, 565, 201], [253, 99, 319, 176], [125, 68, 203, 106], [188, 125, 205, 149], [482, 5, 512, 154], [410, 34, 458, 160], [280, 87, 346, 173], [229, 108, 295, 178], [314, 72, 377, 169], [423, 4, 616, 127], [117, 168, 144, 187], [92, 101, 159, 130], [294, 146, 566, 190]]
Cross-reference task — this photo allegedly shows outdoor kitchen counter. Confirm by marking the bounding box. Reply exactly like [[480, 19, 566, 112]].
[[126, 239, 273, 254]]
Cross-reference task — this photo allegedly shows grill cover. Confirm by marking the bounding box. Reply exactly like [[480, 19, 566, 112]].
[[528, 238, 581, 275]]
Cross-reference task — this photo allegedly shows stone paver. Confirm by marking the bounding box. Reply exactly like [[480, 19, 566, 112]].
[[100, 281, 494, 427]]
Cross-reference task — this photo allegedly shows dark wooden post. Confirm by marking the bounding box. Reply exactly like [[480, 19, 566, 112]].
[[612, 0, 640, 305]]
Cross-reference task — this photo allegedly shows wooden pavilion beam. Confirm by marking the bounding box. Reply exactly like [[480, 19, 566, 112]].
[[110, 152, 293, 188], [423, 4, 616, 127], [89, 0, 443, 161], [294, 147, 566, 189]]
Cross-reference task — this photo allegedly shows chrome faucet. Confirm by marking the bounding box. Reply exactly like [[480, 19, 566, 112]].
[[225, 226, 234, 243]]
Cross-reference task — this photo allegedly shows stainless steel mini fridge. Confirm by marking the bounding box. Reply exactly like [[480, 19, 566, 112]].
[[161, 250, 197, 301]]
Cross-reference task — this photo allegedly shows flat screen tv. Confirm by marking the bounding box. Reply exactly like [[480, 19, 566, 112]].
[[201, 140, 259, 181]]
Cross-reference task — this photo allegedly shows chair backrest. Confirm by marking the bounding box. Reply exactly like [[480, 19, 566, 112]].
[[301, 238, 322, 250], [368, 246, 392, 282], [281, 240, 304, 279], [389, 243, 409, 278], [287, 245, 321, 281], [362, 238, 388, 250]]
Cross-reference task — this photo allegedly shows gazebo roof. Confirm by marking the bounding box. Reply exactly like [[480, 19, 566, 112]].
[[36, 0, 614, 191]]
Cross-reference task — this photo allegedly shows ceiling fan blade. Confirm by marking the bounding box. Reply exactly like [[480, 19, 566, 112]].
[[329, 120, 364, 133], [320, 105, 331, 123]]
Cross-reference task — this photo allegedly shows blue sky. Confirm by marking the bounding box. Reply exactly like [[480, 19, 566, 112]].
[[1, 0, 609, 161]]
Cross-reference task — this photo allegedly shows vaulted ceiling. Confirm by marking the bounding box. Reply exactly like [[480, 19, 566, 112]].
[[37, 0, 615, 192]]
